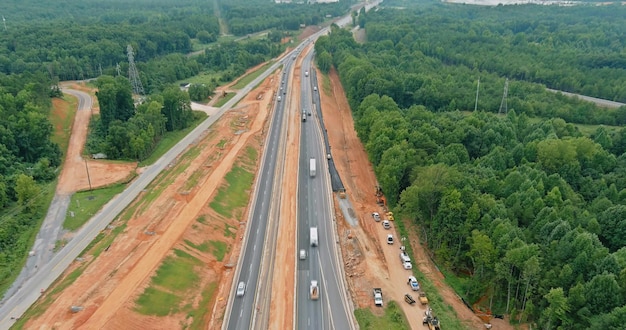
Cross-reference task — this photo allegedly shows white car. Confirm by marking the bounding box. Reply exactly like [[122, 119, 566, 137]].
[[403, 261, 413, 270], [382, 220, 390, 229], [299, 249, 307, 260], [314, 86, 318, 91], [372, 212, 381, 222], [408, 276, 419, 290], [236, 281, 246, 297], [387, 234, 394, 245]]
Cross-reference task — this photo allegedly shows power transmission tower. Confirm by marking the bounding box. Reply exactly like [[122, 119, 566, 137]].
[[499, 78, 509, 114], [116, 63, 121, 76], [126, 45, 144, 96]]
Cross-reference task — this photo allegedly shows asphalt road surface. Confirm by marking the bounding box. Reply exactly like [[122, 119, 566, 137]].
[[0, 60, 287, 330], [224, 54, 296, 330], [296, 49, 353, 330]]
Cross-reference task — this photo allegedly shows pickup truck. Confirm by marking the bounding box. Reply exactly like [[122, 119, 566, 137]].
[[373, 288, 383, 307]]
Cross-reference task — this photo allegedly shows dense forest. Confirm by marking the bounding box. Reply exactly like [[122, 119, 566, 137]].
[[317, 1, 626, 328]]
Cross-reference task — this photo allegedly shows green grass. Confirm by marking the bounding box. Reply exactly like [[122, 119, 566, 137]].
[[209, 166, 254, 219], [185, 239, 211, 253], [244, 146, 258, 165], [224, 223, 236, 238], [63, 183, 127, 230], [322, 73, 332, 96], [138, 111, 208, 167], [176, 71, 222, 87], [208, 240, 228, 262], [135, 249, 202, 316], [354, 301, 410, 330], [136, 287, 182, 316], [49, 94, 78, 153], [197, 215, 207, 224], [0, 181, 56, 297], [187, 282, 218, 330], [183, 169, 206, 191], [214, 92, 236, 108], [217, 139, 228, 149], [231, 61, 275, 90]]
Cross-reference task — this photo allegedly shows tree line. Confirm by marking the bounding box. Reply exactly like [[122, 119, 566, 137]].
[[317, 2, 626, 328]]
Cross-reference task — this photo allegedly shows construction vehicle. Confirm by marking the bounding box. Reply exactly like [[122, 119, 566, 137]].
[[423, 307, 441, 330], [404, 293, 416, 305], [386, 211, 394, 221], [338, 188, 346, 199], [310, 280, 319, 300], [375, 185, 386, 207], [373, 288, 383, 307], [418, 291, 429, 305]]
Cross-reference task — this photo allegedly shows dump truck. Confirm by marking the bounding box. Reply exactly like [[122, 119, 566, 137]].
[[310, 227, 318, 247], [418, 291, 429, 305], [310, 158, 316, 177], [310, 280, 319, 300], [373, 288, 383, 307]]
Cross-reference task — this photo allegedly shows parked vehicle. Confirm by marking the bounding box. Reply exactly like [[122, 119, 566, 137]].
[[373, 288, 383, 306], [372, 212, 381, 221], [403, 261, 413, 270], [386, 234, 394, 245], [404, 293, 416, 305], [408, 276, 420, 291], [419, 291, 429, 305], [382, 220, 390, 229]]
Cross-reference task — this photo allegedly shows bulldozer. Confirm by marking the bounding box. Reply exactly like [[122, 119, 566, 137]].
[[423, 307, 441, 330]]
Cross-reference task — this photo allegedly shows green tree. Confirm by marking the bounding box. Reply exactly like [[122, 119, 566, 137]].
[[15, 174, 39, 210]]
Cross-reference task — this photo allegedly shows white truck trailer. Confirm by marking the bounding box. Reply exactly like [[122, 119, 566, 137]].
[[310, 158, 316, 177], [310, 227, 318, 247]]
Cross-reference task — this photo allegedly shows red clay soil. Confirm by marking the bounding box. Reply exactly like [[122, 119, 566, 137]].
[[57, 82, 136, 195], [318, 67, 514, 330], [25, 73, 279, 329]]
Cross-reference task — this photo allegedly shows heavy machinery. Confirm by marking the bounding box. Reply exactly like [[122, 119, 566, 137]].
[[423, 307, 441, 330], [375, 185, 385, 206], [404, 293, 416, 305], [338, 188, 346, 199], [418, 291, 429, 305]]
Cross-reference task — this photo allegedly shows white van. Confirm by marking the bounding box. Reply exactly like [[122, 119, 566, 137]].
[[400, 252, 411, 264]]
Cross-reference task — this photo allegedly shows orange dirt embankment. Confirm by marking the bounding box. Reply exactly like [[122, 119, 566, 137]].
[[26, 73, 278, 329]]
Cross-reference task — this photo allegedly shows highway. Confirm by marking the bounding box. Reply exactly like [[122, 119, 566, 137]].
[[0, 56, 290, 330], [224, 54, 296, 330], [296, 49, 353, 330]]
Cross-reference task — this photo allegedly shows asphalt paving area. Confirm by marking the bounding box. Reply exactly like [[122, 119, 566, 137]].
[[318, 67, 515, 330], [24, 74, 277, 329]]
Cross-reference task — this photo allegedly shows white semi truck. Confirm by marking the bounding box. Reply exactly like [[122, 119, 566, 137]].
[[310, 158, 316, 177], [310, 227, 318, 247]]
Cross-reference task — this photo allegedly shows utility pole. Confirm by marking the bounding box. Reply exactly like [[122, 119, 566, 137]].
[[474, 77, 480, 112], [84, 159, 92, 191], [499, 78, 509, 115], [2, 16, 6, 31]]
